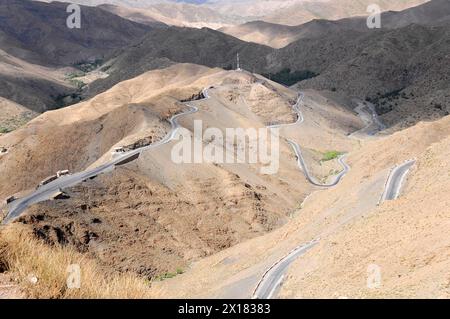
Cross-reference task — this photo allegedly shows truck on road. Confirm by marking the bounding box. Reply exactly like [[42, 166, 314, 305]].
[[37, 175, 58, 189], [57, 170, 70, 177]]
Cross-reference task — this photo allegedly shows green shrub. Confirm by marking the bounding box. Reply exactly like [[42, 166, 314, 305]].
[[322, 151, 342, 161], [0, 127, 11, 134], [154, 268, 184, 281]]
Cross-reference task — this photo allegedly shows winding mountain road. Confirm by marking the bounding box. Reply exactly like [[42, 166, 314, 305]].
[[380, 159, 416, 202], [1, 89, 208, 224], [252, 97, 414, 299], [271, 92, 350, 188], [350, 101, 386, 137], [288, 140, 349, 187], [3, 74, 411, 300], [251, 89, 351, 300], [252, 239, 319, 299]]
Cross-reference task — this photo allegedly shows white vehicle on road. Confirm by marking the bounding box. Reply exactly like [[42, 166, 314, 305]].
[[57, 170, 70, 178]]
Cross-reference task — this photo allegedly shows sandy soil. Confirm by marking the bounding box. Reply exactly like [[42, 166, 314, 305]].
[[2, 64, 363, 283], [150, 110, 450, 299], [280, 117, 450, 299], [5, 63, 445, 299], [0, 64, 220, 199], [0, 97, 37, 133]]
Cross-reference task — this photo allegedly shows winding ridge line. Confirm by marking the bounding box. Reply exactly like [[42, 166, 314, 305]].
[[1, 89, 209, 224]]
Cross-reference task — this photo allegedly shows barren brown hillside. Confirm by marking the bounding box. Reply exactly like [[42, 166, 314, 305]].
[[0, 64, 219, 199], [220, 0, 450, 48], [1, 0, 151, 67], [1, 0, 448, 302], [0, 49, 74, 113], [1, 64, 362, 284], [150, 107, 450, 300]]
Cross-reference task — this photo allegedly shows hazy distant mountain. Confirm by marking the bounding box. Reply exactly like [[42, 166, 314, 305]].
[[39, 0, 247, 28], [220, 0, 449, 48], [262, 0, 430, 26], [220, 18, 367, 48], [97, 2, 245, 29], [97, 4, 168, 27], [219, 21, 301, 49], [39, 0, 430, 29]]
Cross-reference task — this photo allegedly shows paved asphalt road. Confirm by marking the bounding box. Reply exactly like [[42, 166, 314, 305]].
[[2, 89, 207, 224], [251, 89, 397, 300], [251, 90, 351, 300], [252, 240, 319, 299], [254, 122, 413, 299], [381, 159, 416, 202], [267, 93, 304, 129], [4, 73, 411, 300], [287, 140, 349, 187], [350, 101, 386, 137], [273, 92, 349, 188]]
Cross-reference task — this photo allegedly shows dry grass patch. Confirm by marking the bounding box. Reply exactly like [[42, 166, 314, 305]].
[[0, 224, 153, 299]]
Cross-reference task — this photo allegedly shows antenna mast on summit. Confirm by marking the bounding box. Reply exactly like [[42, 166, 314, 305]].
[[237, 53, 241, 71]]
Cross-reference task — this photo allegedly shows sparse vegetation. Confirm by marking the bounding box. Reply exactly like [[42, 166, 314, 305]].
[[66, 70, 87, 89], [66, 72, 86, 79], [263, 68, 318, 86], [322, 150, 342, 161], [154, 268, 184, 282], [54, 93, 83, 108], [0, 112, 36, 133], [0, 224, 153, 298], [68, 79, 86, 90], [0, 127, 11, 134], [74, 59, 103, 73]]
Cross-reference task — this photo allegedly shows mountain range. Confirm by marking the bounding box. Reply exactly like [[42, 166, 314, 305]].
[[36, 0, 430, 27], [84, 0, 450, 129], [1, 0, 448, 131], [0, 0, 449, 299]]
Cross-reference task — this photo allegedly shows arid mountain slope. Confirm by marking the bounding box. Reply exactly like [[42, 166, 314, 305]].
[[89, 24, 449, 131], [220, 0, 450, 48], [0, 98, 36, 135], [262, 0, 429, 26], [84, 1, 449, 130], [151, 107, 450, 299], [280, 115, 450, 298], [282, 22, 450, 129], [1, 0, 151, 66], [1, 64, 360, 281], [0, 49, 74, 113], [98, 2, 245, 28], [87, 27, 272, 96], [0, 0, 155, 121], [0, 64, 216, 199]]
